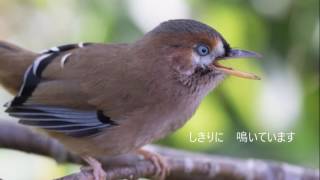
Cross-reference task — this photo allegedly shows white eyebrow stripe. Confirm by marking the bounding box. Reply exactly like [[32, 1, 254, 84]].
[[32, 53, 52, 76], [214, 40, 225, 57], [60, 53, 72, 68]]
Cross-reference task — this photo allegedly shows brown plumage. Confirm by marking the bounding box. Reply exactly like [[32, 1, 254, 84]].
[[0, 19, 260, 179], [0, 41, 37, 94]]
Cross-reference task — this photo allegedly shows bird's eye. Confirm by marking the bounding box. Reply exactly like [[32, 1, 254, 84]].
[[196, 44, 210, 56]]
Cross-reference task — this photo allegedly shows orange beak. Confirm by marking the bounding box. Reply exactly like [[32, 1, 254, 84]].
[[210, 49, 262, 80]]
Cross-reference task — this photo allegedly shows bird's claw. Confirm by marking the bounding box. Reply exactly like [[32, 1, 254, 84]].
[[82, 156, 107, 180], [137, 149, 170, 180]]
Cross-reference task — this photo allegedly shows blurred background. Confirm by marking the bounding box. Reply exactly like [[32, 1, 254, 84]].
[[0, 0, 318, 179]]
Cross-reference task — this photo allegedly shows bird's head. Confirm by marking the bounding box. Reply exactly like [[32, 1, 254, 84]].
[[136, 19, 261, 89]]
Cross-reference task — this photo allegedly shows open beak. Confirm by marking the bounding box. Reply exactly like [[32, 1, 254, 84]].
[[210, 49, 262, 80]]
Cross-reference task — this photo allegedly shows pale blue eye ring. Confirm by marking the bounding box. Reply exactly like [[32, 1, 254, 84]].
[[196, 44, 210, 56]]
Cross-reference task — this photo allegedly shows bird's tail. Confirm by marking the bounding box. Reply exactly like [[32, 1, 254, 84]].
[[0, 41, 37, 94]]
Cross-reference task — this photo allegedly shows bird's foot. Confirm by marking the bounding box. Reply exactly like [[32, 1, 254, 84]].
[[81, 156, 106, 180], [136, 149, 170, 180]]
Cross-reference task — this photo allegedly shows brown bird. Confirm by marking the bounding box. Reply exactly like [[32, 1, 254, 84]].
[[0, 19, 260, 179]]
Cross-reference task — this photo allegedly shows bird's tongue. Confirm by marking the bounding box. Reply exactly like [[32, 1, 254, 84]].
[[210, 61, 261, 80]]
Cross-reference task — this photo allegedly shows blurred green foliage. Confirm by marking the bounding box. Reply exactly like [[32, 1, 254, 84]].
[[0, 0, 318, 179]]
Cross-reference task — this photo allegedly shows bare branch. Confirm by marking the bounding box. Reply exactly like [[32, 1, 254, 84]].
[[0, 120, 318, 180]]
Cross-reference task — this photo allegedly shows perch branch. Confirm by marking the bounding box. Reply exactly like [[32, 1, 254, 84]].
[[0, 120, 318, 180]]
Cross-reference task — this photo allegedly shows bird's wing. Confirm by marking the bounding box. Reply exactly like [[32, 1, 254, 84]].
[[6, 104, 115, 137], [6, 43, 134, 137]]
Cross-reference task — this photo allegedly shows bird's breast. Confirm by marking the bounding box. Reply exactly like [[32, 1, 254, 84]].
[[129, 93, 204, 149]]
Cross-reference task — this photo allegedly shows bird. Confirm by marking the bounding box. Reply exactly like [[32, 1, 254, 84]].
[[0, 19, 260, 180]]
